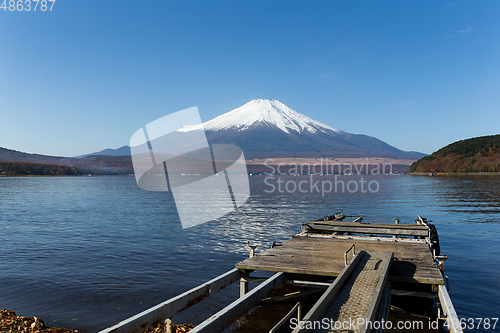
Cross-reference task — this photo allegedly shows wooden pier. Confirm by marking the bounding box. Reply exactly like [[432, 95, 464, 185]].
[[99, 214, 463, 333], [236, 234, 443, 285]]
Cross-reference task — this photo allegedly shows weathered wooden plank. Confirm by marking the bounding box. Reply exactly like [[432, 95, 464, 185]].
[[273, 236, 432, 258], [237, 254, 433, 272], [259, 238, 432, 260], [259, 245, 432, 261], [307, 224, 428, 237], [236, 257, 441, 284], [261, 239, 431, 254], [235, 236, 444, 285], [272, 234, 428, 248], [307, 221, 428, 230]]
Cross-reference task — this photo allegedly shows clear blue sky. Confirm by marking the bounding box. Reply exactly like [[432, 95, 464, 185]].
[[1, 0, 499, 157]]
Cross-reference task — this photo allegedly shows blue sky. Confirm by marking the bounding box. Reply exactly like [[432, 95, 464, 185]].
[[1, 0, 499, 157]]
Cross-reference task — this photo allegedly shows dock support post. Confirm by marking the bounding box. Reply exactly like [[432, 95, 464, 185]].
[[240, 277, 249, 297], [239, 270, 253, 297]]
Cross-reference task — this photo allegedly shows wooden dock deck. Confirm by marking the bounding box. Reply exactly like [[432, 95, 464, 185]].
[[306, 220, 429, 237], [99, 215, 463, 333], [236, 234, 444, 285]]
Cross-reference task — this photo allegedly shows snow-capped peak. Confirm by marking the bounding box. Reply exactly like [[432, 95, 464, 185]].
[[179, 99, 341, 134]]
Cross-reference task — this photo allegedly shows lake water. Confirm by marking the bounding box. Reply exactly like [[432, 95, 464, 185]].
[[1, 175, 499, 332]]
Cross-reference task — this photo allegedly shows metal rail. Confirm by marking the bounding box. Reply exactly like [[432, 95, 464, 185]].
[[299, 232, 427, 243], [98, 268, 243, 333], [344, 243, 356, 266], [191, 272, 286, 333], [360, 252, 393, 333], [292, 251, 365, 333], [269, 302, 302, 333], [438, 285, 464, 333], [374, 282, 391, 333]]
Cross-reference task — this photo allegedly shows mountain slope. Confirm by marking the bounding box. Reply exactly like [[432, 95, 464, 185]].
[[1, 99, 425, 173], [193, 99, 424, 159], [76, 145, 130, 157], [410, 134, 500, 173], [0, 147, 66, 164], [199, 99, 341, 134], [0, 161, 79, 176], [0, 147, 132, 175]]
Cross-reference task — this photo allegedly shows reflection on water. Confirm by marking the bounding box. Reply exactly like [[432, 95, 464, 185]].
[[0, 175, 498, 332]]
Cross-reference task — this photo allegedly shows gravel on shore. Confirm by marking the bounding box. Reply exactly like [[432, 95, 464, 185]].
[[143, 320, 194, 333], [0, 310, 77, 333], [1, 310, 194, 333]]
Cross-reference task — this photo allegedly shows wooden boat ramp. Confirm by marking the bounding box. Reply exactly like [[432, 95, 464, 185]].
[[99, 214, 463, 333]]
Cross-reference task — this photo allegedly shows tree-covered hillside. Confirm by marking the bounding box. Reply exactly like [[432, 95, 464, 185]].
[[410, 134, 500, 173], [0, 147, 133, 175], [0, 161, 79, 176]]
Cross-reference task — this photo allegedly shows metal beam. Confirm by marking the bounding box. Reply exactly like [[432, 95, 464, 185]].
[[98, 268, 243, 333], [391, 289, 437, 299], [360, 252, 393, 333], [292, 251, 365, 333], [269, 302, 302, 333], [374, 282, 391, 333], [438, 285, 464, 333], [284, 279, 332, 288], [191, 272, 286, 333], [241, 276, 269, 283], [299, 233, 426, 243]]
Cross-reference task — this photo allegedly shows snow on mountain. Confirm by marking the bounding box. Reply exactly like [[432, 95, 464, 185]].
[[180, 99, 342, 134], [153, 99, 425, 159]]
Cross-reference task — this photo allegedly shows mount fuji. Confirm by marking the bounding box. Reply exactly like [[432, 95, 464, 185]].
[[181, 99, 424, 160], [76, 99, 424, 161]]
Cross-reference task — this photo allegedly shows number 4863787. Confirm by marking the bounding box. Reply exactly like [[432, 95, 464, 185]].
[[1, 0, 56, 11]]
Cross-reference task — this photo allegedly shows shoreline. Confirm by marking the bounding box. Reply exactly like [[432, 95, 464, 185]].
[[410, 172, 500, 176], [0, 309, 194, 333], [0, 174, 82, 177]]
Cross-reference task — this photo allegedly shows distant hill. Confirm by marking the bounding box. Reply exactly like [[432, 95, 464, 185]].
[[76, 145, 130, 157], [0, 147, 133, 175], [0, 161, 79, 176], [0, 147, 66, 164], [1, 99, 427, 175], [410, 134, 500, 173]]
